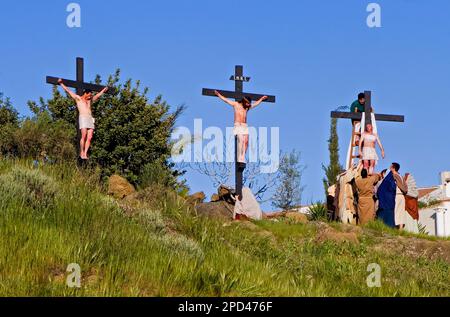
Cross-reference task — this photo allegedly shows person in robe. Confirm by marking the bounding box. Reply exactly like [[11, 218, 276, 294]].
[[327, 184, 337, 220], [359, 123, 385, 175], [335, 165, 359, 224], [377, 170, 397, 227], [403, 172, 420, 233], [214, 90, 268, 164], [233, 187, 263, 221], [374, 169, 387, 211], [355, 167, 381, 225], [391, 163, 408, 230]]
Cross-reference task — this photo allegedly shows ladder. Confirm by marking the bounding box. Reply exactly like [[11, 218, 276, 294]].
[[346, 121, 362, 170]]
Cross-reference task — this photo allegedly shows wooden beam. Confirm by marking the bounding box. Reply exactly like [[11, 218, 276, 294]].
[[330, 111, 405, 123], [364, 90, 372, 125], [76, 57, 84, 96], [202, 88, 276, 103], [46, 77, 116, 95]]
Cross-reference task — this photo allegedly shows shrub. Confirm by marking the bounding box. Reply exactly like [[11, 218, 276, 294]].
[[0, 168, 58, 210], [307, 202, 329, 221]]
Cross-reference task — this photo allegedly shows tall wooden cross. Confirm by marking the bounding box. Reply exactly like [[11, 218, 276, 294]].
[[330, 90, 405, 169], [46, 57, 115, 162], [202, 65, 276, 198]]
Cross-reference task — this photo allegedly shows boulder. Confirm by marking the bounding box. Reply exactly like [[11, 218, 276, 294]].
[[187, 192, 206, 205], [108, 175, 136, 199], [195, 201, 234, 220], [285, 212, 308, 224], [218, 185, 236, 204]]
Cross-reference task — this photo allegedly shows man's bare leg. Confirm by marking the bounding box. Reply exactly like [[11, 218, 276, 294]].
[[84, 129, 94, 159], [237, 135, 245, 163], [243, 135, 249, 162], [80, 128, 87, 159], [363, 159, 369, 171], [369, 160, 375, 175]]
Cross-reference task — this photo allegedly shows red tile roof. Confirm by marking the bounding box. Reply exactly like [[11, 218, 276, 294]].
[[418, 187, 439, 199]]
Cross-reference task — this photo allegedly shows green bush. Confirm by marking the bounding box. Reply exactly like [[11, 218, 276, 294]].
[[0, 168, 58, 210], [307, 202, 329, 221]]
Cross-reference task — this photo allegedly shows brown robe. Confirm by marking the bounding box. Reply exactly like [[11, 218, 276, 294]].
[[355, 174, 381, 225]]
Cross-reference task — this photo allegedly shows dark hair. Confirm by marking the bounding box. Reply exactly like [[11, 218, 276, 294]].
[[83, 89, 93, 95], [241, 96, 251, 108], [392, 163, 400, 172], [361, 168, 368, 179], [381, 169, 387, 176], [358, 93, 365, 100]]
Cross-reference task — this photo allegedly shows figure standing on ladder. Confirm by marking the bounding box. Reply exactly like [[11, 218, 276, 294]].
[[214, 90, 268, 163], [350, 93, 367, 146]]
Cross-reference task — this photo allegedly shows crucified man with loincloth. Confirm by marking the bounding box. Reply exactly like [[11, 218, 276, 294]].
[[58, 78, 108, 160], [214, 90, 268, 163]]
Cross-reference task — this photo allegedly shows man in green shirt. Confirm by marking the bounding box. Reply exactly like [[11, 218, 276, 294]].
[[350, 93, 366, 114]]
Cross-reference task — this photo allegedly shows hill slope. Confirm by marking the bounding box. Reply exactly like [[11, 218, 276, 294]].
[[0, 160, 449, 296]]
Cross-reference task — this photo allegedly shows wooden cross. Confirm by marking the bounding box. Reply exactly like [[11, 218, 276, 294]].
[[46, 57, 115, 163], [330, 91, 405, 169], [46, 57, 116, 96], [202, 65, 276, 198], [330, 91, 404, 124]]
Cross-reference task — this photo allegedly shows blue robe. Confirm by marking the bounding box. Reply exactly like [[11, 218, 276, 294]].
[[377, 172, 397, 227]]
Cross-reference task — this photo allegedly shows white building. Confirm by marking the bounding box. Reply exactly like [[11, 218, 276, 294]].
[[417, 172, 450, 237]]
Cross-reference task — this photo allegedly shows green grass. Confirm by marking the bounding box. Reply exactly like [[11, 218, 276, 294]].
[[0, 159, 449, 297]]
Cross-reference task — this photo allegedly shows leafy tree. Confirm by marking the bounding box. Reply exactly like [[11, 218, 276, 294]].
[[0, 93, 19, 127], [28, 70, 185, 187], [0, 93, 19, 156], [271, 150, 305, 211], [322, 115, 344, 196]]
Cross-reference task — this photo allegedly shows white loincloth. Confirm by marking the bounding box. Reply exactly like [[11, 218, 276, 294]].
[[233, 123, 249, 136], [79, 114, 95, 130], [362, 146, 379, 161]]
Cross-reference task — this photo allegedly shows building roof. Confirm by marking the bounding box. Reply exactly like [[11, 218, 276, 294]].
[[418, 187, 440, 199]]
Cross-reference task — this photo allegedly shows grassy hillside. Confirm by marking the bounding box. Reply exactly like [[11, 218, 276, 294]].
[[0, 160, 449, 297]]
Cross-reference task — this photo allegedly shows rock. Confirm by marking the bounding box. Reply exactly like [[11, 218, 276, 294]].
[[218, 185, 235, 204], [285, 212, 309, 224], [210, 194, 220, 202], [187, 192, 206, 205], [108, 175, 136, 199], [195, 201, 234, 220]]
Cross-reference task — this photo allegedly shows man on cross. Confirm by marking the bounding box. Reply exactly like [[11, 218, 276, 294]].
[[57, 78, 108, 159], [214, 90, 268, 163]]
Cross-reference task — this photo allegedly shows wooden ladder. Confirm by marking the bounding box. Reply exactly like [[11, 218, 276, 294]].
[[347, 121, 362, 170]]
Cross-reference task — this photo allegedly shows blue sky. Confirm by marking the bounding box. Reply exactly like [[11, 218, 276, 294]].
[[1, 0, 449, 210]]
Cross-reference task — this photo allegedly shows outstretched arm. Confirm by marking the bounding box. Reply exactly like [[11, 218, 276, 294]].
[[214, 90, 237, 107], [58, 79, 79, 101], [376, 134, 385, 158], [93, 86, 109, 103], [250, 96, 268, 109]]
